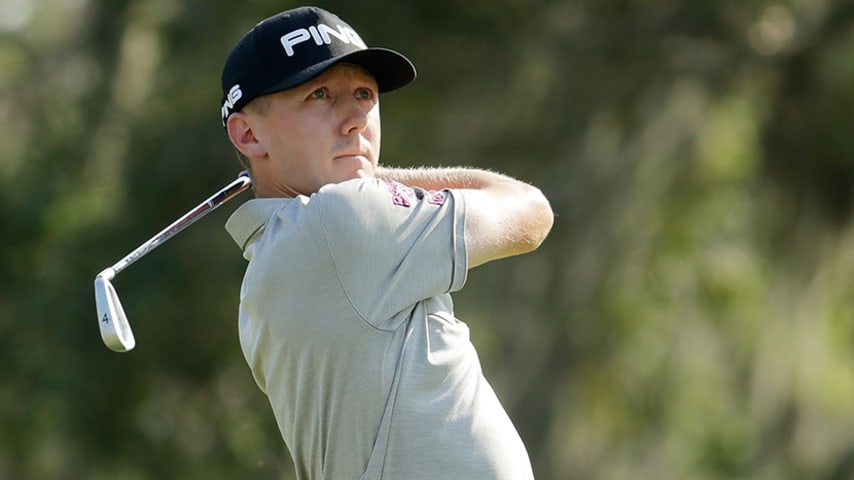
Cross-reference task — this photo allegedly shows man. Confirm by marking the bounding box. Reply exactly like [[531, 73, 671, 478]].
[[221, 6, 553, 480]]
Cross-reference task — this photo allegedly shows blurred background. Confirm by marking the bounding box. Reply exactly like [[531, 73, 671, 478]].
[[3, 0, 854, 478]]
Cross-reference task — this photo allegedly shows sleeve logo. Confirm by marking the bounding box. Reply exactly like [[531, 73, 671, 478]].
[[383, 180, 447, 207]]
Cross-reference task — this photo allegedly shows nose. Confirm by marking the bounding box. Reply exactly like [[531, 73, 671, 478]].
[[339, 98, 370, 136]]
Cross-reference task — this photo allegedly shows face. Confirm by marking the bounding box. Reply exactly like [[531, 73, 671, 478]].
[[229, 64, 381, 198]]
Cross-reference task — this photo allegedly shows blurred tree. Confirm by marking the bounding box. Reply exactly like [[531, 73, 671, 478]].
[[3, 0, 854, 479]]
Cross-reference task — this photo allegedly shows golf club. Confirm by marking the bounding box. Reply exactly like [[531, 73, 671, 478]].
[[94, 172, 252, 352]]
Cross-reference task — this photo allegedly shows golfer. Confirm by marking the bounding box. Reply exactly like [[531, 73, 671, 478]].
[[221, 7, 553, 479]]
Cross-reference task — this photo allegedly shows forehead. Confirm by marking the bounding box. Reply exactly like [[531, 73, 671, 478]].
[[298, 63, 377, 90]]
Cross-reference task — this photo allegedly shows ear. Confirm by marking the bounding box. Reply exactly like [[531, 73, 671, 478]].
[[226, 112, 268, 158]]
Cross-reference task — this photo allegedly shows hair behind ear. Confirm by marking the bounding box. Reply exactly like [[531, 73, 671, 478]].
[[233, 148, 251, 173]]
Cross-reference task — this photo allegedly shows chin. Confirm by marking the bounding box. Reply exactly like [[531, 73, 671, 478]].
[[346, 165, 375, 180], [335, 156, 375, 177], [329, 172, 363, 185]]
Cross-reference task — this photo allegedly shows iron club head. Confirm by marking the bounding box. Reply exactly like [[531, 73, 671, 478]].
[[94, 268, 136, 352]]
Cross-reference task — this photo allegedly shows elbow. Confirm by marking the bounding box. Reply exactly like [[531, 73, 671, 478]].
[[519, 186, 554, 253], [465, 181, 554, 268], [532, 189, 555, 249]]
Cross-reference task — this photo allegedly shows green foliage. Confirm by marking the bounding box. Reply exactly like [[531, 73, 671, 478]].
[[3, 0, 854, 478]]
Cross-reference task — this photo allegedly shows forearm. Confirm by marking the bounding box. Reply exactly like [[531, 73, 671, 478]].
[[374, 166, 513, 191]]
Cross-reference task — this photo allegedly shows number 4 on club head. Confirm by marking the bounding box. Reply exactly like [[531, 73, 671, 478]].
[[94, 268, 135, 352]]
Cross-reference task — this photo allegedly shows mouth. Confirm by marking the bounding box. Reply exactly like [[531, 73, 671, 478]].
[[334, 152, 370, 161]]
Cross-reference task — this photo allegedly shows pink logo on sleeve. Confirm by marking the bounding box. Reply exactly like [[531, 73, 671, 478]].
[[384, 180, 412, 207], [383, 180, 447, 207], [423, 190, 446, 205]]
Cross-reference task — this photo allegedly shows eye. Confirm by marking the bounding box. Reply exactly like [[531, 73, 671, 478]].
[[310, 88, 329, 99], [355, 88, 374, 101]]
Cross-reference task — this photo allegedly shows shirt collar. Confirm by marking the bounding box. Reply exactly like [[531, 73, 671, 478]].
[[225, 198, 290, 251]]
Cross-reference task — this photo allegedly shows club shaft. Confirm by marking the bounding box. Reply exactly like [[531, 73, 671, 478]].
[[107, 173, 251, 277]]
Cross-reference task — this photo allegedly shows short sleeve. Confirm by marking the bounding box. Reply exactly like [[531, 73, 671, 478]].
[[314, 178, 467, 330]]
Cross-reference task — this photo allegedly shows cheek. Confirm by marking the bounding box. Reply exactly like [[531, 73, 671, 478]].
[[268, 121, 315, 158], [368, 114, 381, 152]]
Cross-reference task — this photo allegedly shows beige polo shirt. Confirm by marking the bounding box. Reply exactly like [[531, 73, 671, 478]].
[[225, 177, 533, 480]]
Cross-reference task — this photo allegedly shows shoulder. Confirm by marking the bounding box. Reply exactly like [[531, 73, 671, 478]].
[[318, 177, 454, 212], [315, 177, 462, 242], [316, 177, 403, 206]]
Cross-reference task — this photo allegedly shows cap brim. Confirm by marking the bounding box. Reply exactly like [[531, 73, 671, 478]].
[[259, 47, 416, 97]]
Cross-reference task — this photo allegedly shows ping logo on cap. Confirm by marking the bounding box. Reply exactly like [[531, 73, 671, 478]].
[[280, 23, 367, 57], [221, 84, 243, 125]]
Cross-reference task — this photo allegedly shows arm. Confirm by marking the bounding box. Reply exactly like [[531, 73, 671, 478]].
[[375, 166, 554, 268]]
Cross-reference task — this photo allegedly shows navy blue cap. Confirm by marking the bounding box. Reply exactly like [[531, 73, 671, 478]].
[[220, 6, 416, 126]]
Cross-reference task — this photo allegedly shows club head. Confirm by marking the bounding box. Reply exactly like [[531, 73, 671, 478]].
[[94, 268, 136, 352]]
